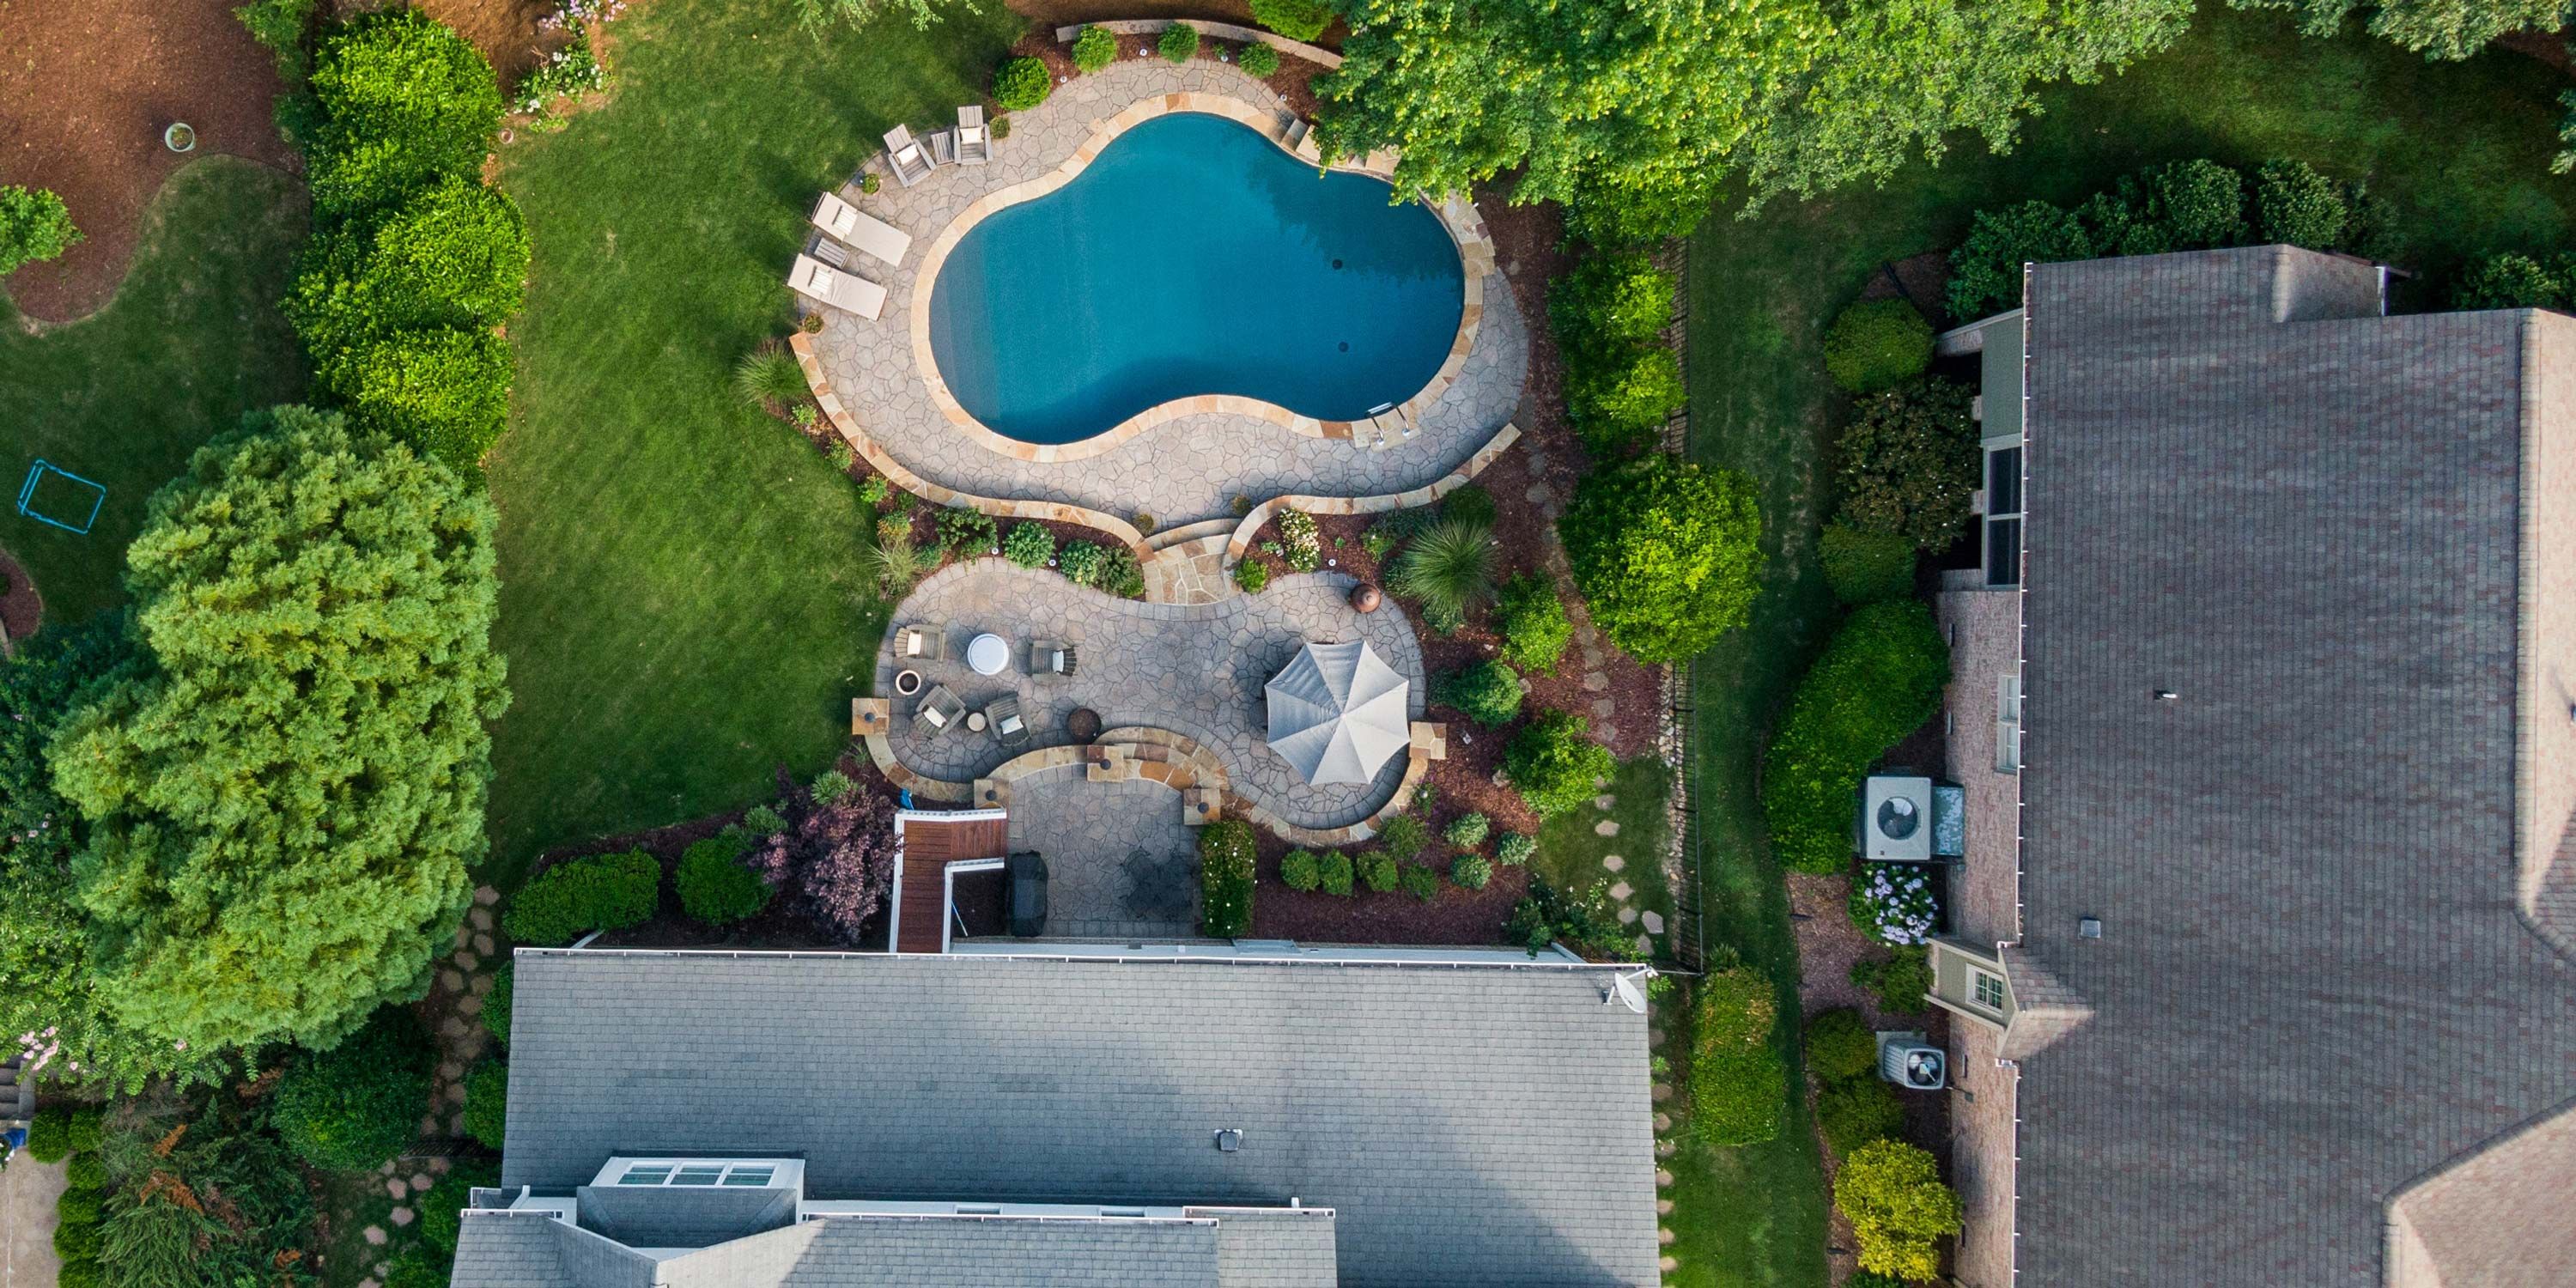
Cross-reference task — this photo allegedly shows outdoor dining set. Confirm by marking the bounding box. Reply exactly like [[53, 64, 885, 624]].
[[891, 623, 1077, 753], [786, 105, 988, 322]]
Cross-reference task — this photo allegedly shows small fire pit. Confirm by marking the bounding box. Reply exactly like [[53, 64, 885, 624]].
[[1066, 708, 1103, 743]]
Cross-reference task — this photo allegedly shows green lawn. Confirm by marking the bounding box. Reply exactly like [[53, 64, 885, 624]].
[[1669, 9, 2575, 1286], [0, 159, 308, 625], [1533, 755, 1674, 930], [484, 0, 1024, 881]]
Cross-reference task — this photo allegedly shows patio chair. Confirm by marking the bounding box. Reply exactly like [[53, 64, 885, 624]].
[[788, 254, 886, 321], [884, 125, 933, 187], [916, 683, 968, 739], [927, 127, 959, 168], [957, 106, 990, 166], [811, 191, 913, 266], [986, 696, 1032, 750], [896, 623, 947, 661], [1027, 638, 1076, 679]]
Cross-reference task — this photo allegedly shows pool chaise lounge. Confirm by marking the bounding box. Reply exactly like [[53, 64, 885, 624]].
[[790, 254, 886, 321], [811, 191, 912, 266]]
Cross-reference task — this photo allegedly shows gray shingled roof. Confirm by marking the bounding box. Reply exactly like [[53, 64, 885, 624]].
[[2015, 246, 2576, 1285], [497, 951, 1657, 1288]]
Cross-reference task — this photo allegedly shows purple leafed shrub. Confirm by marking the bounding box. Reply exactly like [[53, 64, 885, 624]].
[[745, 768, 896, 943]]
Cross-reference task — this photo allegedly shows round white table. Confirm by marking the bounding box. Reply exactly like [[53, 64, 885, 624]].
[[966, 632, 1009, 677]]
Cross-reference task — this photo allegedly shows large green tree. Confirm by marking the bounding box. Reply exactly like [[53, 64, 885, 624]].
[[1558, 454, 1763, 664], [1316, 0, 2188, 236], [2232, 0, 2558, 60], [49, 406, 507, 1053]]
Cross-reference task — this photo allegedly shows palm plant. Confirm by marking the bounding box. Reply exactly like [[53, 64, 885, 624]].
[[1389, 515, 1498, 632], [866, 532, 928, 594], [732, 343, 808, 408]]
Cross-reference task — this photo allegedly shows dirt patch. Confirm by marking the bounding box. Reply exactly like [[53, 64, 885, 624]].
[[0, 548, 43, 644], [0, 0, 301, 322], [404, 0, 565, 84]]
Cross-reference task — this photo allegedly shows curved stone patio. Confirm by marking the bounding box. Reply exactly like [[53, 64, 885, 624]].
[[802, 58, 1527, 535], [866, 560, 1429, 834]]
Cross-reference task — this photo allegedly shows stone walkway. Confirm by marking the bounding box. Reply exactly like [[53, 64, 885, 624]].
[[877, 560, 1424, 832], [805, 57, 1527, 532], [1004, 775, 1200, 939]]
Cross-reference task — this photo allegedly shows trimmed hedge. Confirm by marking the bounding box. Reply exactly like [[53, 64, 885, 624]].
[[1805, 1007, 1878, 1084], [1443, 811, 1491, 848], [1835, 1139, 1962, 1282], [1820, 524, 1916, 605], [504, 848, 660, 945], [273, 1005, 437, 1170], [993, 57, 1051, 111], [1376, 812, 1428, 862], [52, 1220, 100, 1262], [1158, 23, 1200, 63], [1818, 1076, 1905, 1157], [1236, 42, 1280, 77], [1822, 301, 1932, 395], [64, 1108, 100, 1154], [484, 958, 515, 1043], [1280, 849, 1323, 891], [1559, 455, 1762, 664], [1200, 820, 1256, 938], [462, 1059, 507, 1148], [55, 1190, 102, 1228], [1072, 26, 1117, 74], [1495, 574, 1572, 673], [1358, 851, 1398, 893], [1552, 252, 1681, 453], [1249, 0, 1331, 40], [1691, 967, 1783, 1146], [677, 835, 772, 925], [1316, 850, 1354, 896], [1504, 710, 1614, 819], [303, 11, 503, 222], [64, 1151, 106, 1192], [2254, 159, 2348, 251], [56, 1261, 100, 1288], [1449, 853, 1492, 890], [1834, 378, 1980, 551], [337, 325, 514, 473], [1398, 861, 1440, 902], [23, 1108, 70, 1163], [1495, 832, 1535, 866], [1761, 601, 1952, 873], [1946, 200, 2093, 318], [1435, 659, 1522, 727]]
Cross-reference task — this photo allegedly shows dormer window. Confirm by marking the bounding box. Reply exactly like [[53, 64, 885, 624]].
[[614, 1160, 784, 1188]]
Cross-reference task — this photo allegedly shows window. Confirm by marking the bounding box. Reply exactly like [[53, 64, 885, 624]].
[[1984, 447, 2023, 587], [671, 1165, 726, 1187], [617, 1166, 672, 1186], [1995, 671, 2023, 775], [957, 1206, 1001, 1216], [721, 1168, 775, 1188], [1972, 968, 2007, 1012], [616, 1161, 781, 1188], [1101, 1207, 1146, 1218]]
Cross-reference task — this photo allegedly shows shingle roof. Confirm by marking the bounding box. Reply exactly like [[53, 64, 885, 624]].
[[2014, 246, 2576, 1285], [496, 951, 1657, 1288]]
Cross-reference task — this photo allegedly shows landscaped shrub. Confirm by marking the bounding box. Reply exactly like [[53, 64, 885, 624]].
[[2074, 174, 2172, 258], [1818, 1076, 1905, 1157], [677, 835, 771, 925], [56, 1262, 100, 1288], [1273, 508, 1321, 571], [1560, 455, 1761, 664], [1237, 42, 1281, 76], [870, 532, 927, 594], [53, 1219, 100, 1262], [1250, 0, 1332, 40], [1505, 877, 1628, 957], [1850, 947, 1933, 1014], [2254, 159, 2349, 250], [22, 1109, 70, 1163], [1233, 557, 1271, 593], [484, 959, 514, 1043], [0, 185, 82, 277], [2454, 252, 2576, 310], [383, 1246, 449, 1288], [503, 849, 660, 945], [1567, 343, 1686, 452], [744, 768, 896, 944], [63, 1108, 100, 1155], [1820, 524, 1916, 605], [1504, 710, 1614, 819], [1002, 521, 1055, 568], [1945, 200, 2093, 318], [1056, 539, 1106, 587], [1844, 1274, 1910, 1288], [64, 1151, 106, 1192], [2144, 158, 2247, 249], [1691, 967, 1784, 1146], [1449, 852, 1492, 890], [1834, 1139, 1961, 1283], [733, 343, 809, 408], [1200, 820, 1256, 938], [1160, 22, 1201, 62], [57, 1190, 103, 1229], [1806, 1008, 1879, 1084], [1443, 811, 1492, 848], [993, 57, 1051, 111], [1493, 574, 1572, 674], [1072, 25, 1117, 74], [1850, 864, 1939, 945], [419, 1157, 500, 1253], [1375, 812, 1428, 863], [1835, 377, 1980, 550], [1398, 861, 1440, 902], [1358, 851, 1399, 893], [272, 1006, 436, 1170], [304, 11, 504, 221], [1761, 601, 1951, 873], [514, 24, 606, 115], [938, 504, 999, 554], [1435, 659, 1522, 726], [1096, 545, 1147, 598], [234, 0, 320, 82], [1550, 252, 1673, 351], [461, 1059, 507, 1148], [1280, 849, 1324, 891], [1316, 851, 1354, 896], [1438, 483, 1496, 527], [1389, 516, 1496, 632], [294, 178, 530, 406], [337, 325, 515, 472], [1822, 300, 1933, 395], [1496, 831, 1536, 866]]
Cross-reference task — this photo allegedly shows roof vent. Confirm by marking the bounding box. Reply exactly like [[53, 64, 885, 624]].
[[2153, 689, 2179, 702], [2078, 917, 2103, 939], [1214, 1129, 1243, 1153]]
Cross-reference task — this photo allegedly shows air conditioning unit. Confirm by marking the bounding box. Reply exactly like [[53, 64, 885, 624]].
[[1880, 1038, 1947, 1091], [1860, 775, 1935, 861]]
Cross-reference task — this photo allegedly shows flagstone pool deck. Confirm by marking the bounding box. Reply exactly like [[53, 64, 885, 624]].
[[798, 58, 1527, 601]]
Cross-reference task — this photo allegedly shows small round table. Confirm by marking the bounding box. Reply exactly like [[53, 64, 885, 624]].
[[965, 633, 1009, 676], [965, 711, 988, 732]]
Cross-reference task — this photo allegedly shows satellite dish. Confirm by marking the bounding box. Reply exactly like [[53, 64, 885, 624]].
[[1605, 971, 1649, 1014]]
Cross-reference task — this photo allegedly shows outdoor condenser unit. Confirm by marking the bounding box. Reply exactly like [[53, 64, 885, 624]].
[[1880, 1040, 1947, 1091]]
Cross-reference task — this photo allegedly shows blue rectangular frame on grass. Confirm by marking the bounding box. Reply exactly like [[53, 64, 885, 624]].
[[16, 460, 106, 535]]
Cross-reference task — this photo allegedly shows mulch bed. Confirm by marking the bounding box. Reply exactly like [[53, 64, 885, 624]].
[[1007, 26, 1327, 122], [401, 0, 566, 85], [0, 548, 43, 643], [0, 0, 301, 323]]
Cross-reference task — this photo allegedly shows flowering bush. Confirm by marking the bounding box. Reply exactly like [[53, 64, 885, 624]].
[[1849, 864, 1938, 945], [1200, 821, 1256, 937], [538, 0, 629, 33], [1274, 508, 1321, 571], [745, 768, 896, 943], [516, 26, 605, 115]]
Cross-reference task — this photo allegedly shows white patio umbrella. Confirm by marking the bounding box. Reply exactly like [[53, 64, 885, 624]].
[[1265, 640, 1410, 786]]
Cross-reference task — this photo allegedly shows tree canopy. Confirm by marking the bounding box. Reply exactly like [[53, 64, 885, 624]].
[[48, 406, 507, 1053], [2230, 0, 2557, 60], [1558, 455, 1763, 664]]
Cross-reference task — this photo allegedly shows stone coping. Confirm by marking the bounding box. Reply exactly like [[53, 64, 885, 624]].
[[904, 91, 1492, 466], [1053, 19, 1346, 70]]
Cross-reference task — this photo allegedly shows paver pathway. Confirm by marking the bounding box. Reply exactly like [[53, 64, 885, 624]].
[[807, 58, 1526, 530], [878, 560, 1424, 831]]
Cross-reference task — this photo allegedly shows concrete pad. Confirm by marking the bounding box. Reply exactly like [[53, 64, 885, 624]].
[[0, 1156, 66, 1288]]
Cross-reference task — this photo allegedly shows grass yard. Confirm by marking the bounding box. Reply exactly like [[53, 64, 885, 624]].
[[484, 0, 1024, 882], [1533, 755, 1674, 931], [0, 159, 307, 626], [1669, 9, 2574, 1286]]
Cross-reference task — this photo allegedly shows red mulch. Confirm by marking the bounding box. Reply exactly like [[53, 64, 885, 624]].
[[403, 0, 563, 84], [0, 548, 42, 643], [0, 0, 301, 323]]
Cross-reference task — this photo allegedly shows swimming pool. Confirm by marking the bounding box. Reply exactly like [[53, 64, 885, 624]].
[[926, 112, 1467, 446]]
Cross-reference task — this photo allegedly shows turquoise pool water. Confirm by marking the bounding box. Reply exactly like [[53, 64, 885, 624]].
[[927, 112, 1466, 445]]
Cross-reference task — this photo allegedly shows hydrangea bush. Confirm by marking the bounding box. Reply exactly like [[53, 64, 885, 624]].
[[1849, 864, 1937, 945]]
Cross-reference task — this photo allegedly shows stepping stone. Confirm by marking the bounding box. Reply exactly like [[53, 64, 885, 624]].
[[1619, 907, 1639, 925], [1650, 1083, 1673, 1103], [474, 884, 500, 906], [374, 1264, 388, 1279], [472, 933, 495, 956], [410, 1173, 434, 1194], [380, 1161, 398, 1177], [1641, 910, 1665, 934], [417, 1115, 440, 1136], [453, 950, 480, 972], [1653, 1113, 1671, 1133], [440, 1016, 471, 1040], [459, 996, 484, 1017], [391, 1207, 415, 1228], [1661, 1255, 1680, 1273], [1656, 1169, 1675, 1188], [443, 1083, 468, 1105], [1655, 1139, 1676, 1157], [457, 1030, 488, 1059], [387, 1179, 408, 1200], [1583, 671, 1610, 692], [1594, 793, 1616, 811], [470, 974, 496, 997], [1648, 1028, 1664, 1046], [468, 907, 494, 932], [440, 969, 465, 993], [1602, 854, 1625, 872], [1595, 819, 1620, 836], [1608, 881, 1632, 901], [1594, 775, 1612, 789], [1657, 1199, 1674, 1215], [362, 1226, 387, 1247], [1635, 933, 1655, 954], [1524, 483, 1552, 504], [428, 1157, 452, 1175], [451, 927, 471, 951], [1590, 697, 1616, 720], [359, 1281, 380, 1288], [1658, 1227, 1676, 1246], [1596, 723, 1619, 744], [447, 1111, 466, 1134]]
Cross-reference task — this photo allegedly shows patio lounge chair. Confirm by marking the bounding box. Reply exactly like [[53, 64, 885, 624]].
[[1028, 638, 1076, 679], [788, 254, 886, 321], [916, 683, 968, 739], [811, 191, 913, 266], [986, 696, 1031, 751], [927, 127, 959, 168], [884, 125, 933, 187], [957, 106, 990, 166], [897, 623, 947, 661]]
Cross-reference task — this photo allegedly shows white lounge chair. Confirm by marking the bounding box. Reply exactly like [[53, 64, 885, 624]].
[[957, 106, 989, 166], [788, 254, 886, 321], [811, 191, 912, 266], [884, 125, 932, 187]]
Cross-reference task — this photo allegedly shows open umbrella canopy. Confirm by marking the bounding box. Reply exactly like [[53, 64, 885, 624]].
[[1266, 639, 1410, 786]]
